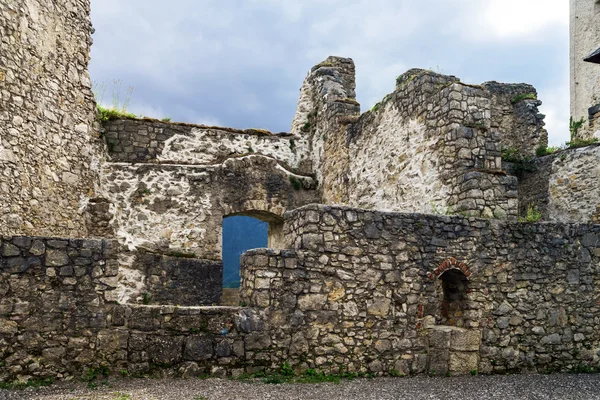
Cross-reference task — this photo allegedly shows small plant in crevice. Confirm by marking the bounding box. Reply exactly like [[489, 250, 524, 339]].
[[536, 144, 562, 157], [567, 137, 598, 149], [569, 116, 586, 140], [500, 147, 524, 163], [289, 176, 302, 190], [501, 147, 535, 175], [519, 203, 542, 223], [142, 292, 151, 305], [82, 365, 110, 388], [301, 121, 311, 132], [161, 117, 171, 122], [247, 146, 254, 153], [511, 93, 537, 104], [97, 105, 138, 122]]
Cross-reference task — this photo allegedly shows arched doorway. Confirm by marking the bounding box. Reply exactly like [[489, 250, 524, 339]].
[[438, 269, 469, 327], [221, 210, 284, 289]]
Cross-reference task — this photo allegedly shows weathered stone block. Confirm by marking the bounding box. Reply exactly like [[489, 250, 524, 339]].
[[184, 335, 213, 361], [450, 330, 481, 352], [245, 332, 271, 350], [45, 249, 69, 267], [297, 294, 327, 311], [367, 298, 391, 316], [449, 352, 478, 374]]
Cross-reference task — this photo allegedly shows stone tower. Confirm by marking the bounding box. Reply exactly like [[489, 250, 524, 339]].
[[570, 0, 600, 138]]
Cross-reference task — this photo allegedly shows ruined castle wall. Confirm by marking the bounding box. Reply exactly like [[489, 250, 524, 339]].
[[88, 119, 319, 258], [344, 73, 518, 219], [483, 82, 548, 157], [0, 0, 100, 237], [2, 205, 600, 381], [0, 235, 239, 382], [122, 253, 222, 306], [517, 144, 600, 222], [95, 157, 318, 259], [241, 204, 600, 375], [570, 0, 600, 139], [0, 236, 120, 381], [103, 120, 312, 175], [294, 62, 519, 219]]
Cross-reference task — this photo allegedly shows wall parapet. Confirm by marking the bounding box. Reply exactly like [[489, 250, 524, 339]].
[[102, 119, 312, 175]]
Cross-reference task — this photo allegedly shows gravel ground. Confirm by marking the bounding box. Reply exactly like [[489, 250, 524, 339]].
[[2, 374, 600, 400]]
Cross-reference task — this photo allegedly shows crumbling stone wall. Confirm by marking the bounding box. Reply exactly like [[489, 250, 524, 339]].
[[123, 252, 222, 306], [89, 119, 319, 258], [102, 119, 312, 175], [517, 144, 600, 222], [241, 204, 600, 376], [292, 60, 519, 219], [0, 0, 101, 237], [95, 157, 317, 259], [0, 236, 236, 382], [0, 236, 120, 382], [483, 82, 548, 157], [2, 204, 600, 381]]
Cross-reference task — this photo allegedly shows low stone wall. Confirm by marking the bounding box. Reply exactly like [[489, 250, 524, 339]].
[[0, 236, 233, 382], [241, 204, 600, 375], [517, 144, 600, 222], [125, 253, 222, 306], [3, 205, 600, 382], [102, 305, 254, 378], [0, 236, 119, 382]]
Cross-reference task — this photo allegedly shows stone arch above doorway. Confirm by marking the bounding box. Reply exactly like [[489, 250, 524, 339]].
[[429, 257, 472, 280]]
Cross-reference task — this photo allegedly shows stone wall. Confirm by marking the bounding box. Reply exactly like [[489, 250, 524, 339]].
[[0, 235, 119, 382], [482, 82, 547, 157], [241, 204, 600, 375], [517, 144, 600, 222], [102, 119, 312, 175], [120, 252, 222, 306], [291, 60, 519, 219], [570, 0, 600, 139], [2, 205, 600, 382], [94, 157, 318, 259], [89, 119, 319, 258], [0, 235, 243, 382], [0, 0, 101, 237]]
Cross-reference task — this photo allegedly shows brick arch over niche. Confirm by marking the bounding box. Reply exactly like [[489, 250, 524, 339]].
[[428, 257, 472, 280]]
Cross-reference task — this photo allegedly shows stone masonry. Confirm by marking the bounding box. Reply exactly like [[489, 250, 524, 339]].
[[3, 0, 600, 385], [0, 0, 101, 237]]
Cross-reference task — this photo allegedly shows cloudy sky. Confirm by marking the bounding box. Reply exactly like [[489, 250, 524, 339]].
[[89, 0, 569, 145]]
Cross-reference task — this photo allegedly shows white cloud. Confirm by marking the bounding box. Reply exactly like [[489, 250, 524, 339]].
[[89, 0, 571, 137], [449, 0, 568, 42]]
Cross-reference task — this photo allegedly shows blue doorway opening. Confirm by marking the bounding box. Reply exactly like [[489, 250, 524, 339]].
[[222, 215, 268, 288]]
